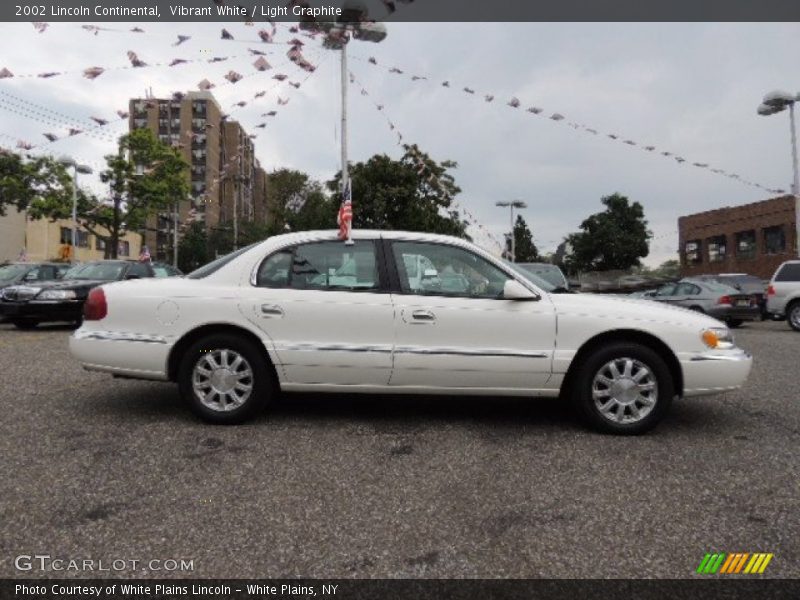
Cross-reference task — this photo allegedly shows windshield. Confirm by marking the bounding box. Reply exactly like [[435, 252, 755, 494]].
[[0, 264, 30, 282], [512, 263, 565, 290], [63, 262, 125, 281], [503, 262, 557, 292]]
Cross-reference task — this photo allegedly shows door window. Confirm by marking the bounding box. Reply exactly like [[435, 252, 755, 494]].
[[392, 241, 509, 299], [675, 283, 700, 295], [256, 242, 380, 291]]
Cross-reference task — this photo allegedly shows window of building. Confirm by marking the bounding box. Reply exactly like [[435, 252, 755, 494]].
[[735, 230, 757, 259], [684, 240, 702, 265], [96, 237, 106, 251], [60, 226, 72, 244], [118, 241, 130, 257], [76, 231, 89, 248], [763, 225, 786, 255], [706, 235, 727, 263]]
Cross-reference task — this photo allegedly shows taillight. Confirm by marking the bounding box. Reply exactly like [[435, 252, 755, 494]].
[[717, 295, 731, 305], [767, 285, 775, 296], [84, 287, 107, 320]]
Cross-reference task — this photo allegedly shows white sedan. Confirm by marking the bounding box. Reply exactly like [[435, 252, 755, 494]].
[[69, 230, 752, 434]]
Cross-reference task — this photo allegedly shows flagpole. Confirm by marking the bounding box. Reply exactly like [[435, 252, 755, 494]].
[[341, 37, 353, 245]]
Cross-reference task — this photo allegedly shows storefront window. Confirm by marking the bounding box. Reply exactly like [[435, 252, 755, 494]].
[[735, 230, 756, 259], [684, 239, 702, 265], [763, 225, 786, 254], [707, 235, 727, 263]]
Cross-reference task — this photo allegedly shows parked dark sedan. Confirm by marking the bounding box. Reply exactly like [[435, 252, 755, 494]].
[[0, 262, 70, 290], [0, 260, 181, 329]]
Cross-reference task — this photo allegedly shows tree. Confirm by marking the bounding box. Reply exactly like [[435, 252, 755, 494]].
[[263, 168, 335, 235], [327, 145, 469, 238], [566, 193, 651, 273], [507, 215, 539, 262], [177, 222, 210, 273], [28, 129, 189, 258], [0, 151, 73, 216]]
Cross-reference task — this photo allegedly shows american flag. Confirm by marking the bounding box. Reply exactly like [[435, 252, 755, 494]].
[[337, 179, 353, 242], [138, 245, 151, 263]]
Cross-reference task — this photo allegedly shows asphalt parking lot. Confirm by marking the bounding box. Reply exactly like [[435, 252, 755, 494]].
[[0, 319, 797, 579]]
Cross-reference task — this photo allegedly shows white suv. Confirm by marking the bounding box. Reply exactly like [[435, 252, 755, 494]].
[[766, 260, 800, 331]]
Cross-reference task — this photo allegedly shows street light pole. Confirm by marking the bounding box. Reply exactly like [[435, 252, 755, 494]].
[[496, 200, 527, 262], [758, 90, 800, 257]]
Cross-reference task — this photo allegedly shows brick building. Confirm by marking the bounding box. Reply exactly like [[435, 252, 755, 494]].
[[678, 195, 797, 279], [129, 91, 271, 262]]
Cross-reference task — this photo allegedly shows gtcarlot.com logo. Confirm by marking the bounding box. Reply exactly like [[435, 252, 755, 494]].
[[15, 554, 194, 572], [696, 552, 773, 575]]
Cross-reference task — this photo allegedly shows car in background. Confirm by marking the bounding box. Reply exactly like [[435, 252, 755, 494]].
[[70, 230, 753, 434], [649, 279, 759, 327], [514, 262, 569, 291], [695, 273, 768, 319], [0, 262, 70, 291], [628, 288, 658, 299], [766, 260, 800, 331], [0, 260, 181, 329]]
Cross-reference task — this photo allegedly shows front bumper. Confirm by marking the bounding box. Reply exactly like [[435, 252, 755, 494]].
[[0, 300, 82, 322], [680, 347, 753, 397]]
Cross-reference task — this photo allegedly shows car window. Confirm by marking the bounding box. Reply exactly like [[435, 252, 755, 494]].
[[256, 250, 293, 288], [515, 263, 565, 288], [291, 241, 379, 291], [676, 283, 700, 295], [152, 264, 181, 278], [0, 264, 30, 282], [187, 243, 259, 279], [126, 262, 150, 278], [775, 263, 800, 282], [392, 241, 509, 299], [63, 262, 126, 281], [22, 267, 41, 281], [656, 284, 676, 296]]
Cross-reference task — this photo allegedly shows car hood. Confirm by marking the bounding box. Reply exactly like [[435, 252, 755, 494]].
[[548, 292, 726, 329], [16, 279, 110, 295]]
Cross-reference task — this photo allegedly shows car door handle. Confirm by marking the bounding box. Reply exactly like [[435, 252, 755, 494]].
[[260, 304, 284, 317], [410, 309, 436, 322]]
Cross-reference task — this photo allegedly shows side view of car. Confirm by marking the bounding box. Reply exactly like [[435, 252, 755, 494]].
[[0, 259, 181, 329], [766, 260, 800, 331], [69, 231, 752, 435], [649, 278, 760, 327]]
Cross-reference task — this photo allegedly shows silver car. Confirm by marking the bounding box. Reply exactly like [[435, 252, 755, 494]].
[[651, 279, 759, 327], [766, 260, 800, 331]]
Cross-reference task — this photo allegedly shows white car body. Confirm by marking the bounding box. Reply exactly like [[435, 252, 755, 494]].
[[69, 231, 752, 420]]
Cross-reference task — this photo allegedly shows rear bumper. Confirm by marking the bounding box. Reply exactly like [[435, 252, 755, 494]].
[[69, 329, 172, 381], [680, 347, 752, 397], [0, 300, 82, 322], [705, 305, 760, 321]]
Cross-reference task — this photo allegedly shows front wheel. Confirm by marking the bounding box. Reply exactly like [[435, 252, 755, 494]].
[[572, 342, 674, 435], [12, 319, 39, 330], [178, 334, 273, 424], [725, 318, 743, 328]]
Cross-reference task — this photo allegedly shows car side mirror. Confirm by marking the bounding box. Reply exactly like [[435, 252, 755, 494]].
[[503, 279, 538, 300]]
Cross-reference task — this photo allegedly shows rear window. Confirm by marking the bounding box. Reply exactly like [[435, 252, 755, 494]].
[[187, 243, 258, 279], [775, 263, 800, 282]]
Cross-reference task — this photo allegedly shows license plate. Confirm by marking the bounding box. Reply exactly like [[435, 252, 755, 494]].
[[736, 300, 749, 307]]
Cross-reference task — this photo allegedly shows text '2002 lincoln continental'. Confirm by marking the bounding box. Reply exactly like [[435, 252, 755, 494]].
[[69, 231, 752, 434]]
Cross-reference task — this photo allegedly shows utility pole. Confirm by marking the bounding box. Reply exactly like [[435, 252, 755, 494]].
[[495, 200, 527, 262]]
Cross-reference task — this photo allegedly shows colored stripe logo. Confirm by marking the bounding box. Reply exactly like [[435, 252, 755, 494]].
[[696, 552, 773, 574]]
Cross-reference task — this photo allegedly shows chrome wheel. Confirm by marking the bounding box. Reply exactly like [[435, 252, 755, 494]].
[[592, 357, 658, 424], [192, 349, 254, 412], [790, 304, 800, 330]]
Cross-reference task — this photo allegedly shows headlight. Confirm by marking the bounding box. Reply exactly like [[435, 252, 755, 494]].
[[36, 289, 77, 301], [701, 327, 735, 349]]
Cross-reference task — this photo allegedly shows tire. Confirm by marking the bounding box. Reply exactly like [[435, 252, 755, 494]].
[[178, 333, 273, 424], [689, 306, 704, 313], [725, 319, 743, 328], [572, 342, 674, 435], [788, 301, 800, 332], [12, 319, 39, 330]]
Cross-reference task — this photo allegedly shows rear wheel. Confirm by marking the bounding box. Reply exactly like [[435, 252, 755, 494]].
[[572, 342, 674, 435], [725, 318, 743, 328], [788, 302, 800, 332], [689, 306, 704, 313], [11, 319, 39, 330], [178, 334, 273, 424]]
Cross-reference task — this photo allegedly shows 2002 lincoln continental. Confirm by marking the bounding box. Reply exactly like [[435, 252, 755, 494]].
[[69, 230, 752, 434]]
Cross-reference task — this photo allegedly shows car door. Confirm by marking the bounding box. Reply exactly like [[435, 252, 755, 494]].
[[387, 240, 556, 391], [243, 239, 395, 386]]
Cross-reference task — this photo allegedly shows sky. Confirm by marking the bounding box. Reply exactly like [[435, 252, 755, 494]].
[[0, 21, 798, 266]]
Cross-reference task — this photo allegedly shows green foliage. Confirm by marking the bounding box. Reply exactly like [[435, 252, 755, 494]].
[[265, 168, 335, 235], [508, 215, 539, 262], [177, 222, 210, 273], [0, 151, 73, 216], [326, 145, 469, 239], [566, 193, 652, 273], [28, 129, 189, 258]]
